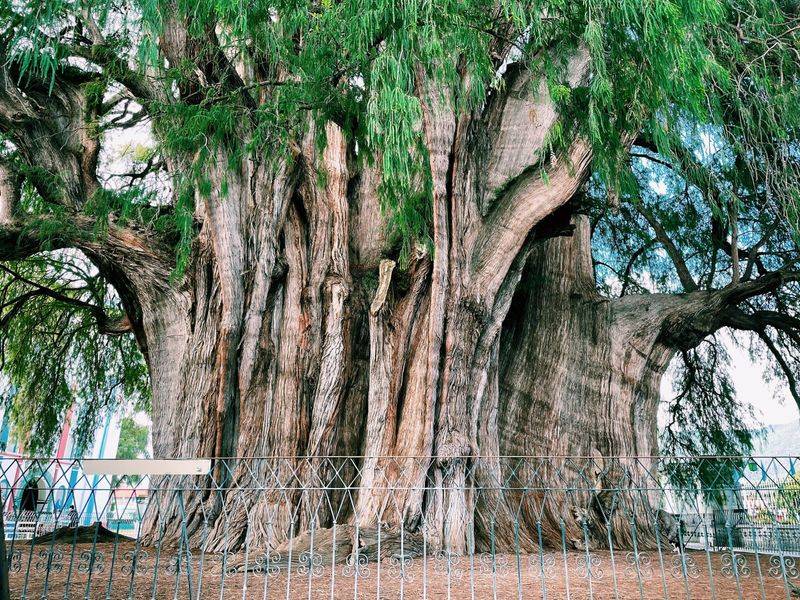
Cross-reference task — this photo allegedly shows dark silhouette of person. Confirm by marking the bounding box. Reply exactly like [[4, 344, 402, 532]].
[[67, 504, 78, 528]]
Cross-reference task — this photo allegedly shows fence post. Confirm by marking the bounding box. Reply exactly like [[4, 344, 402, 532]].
[[0, 484, 10, 600]]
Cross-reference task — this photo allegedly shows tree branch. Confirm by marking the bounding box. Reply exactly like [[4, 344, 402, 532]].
[[720, 305, 800, 345], [479, 46, 591, 209], [1, 253, 138, 337], [64, 43, 158, 104], [0, 214, 176, 295], [472, 140, 593, 301], [651, 268, 800, 354], [620, 239, 656, 296], [634, 136, 774, 283], [635, 201, 698, 292], [721, 268, 800, 305]]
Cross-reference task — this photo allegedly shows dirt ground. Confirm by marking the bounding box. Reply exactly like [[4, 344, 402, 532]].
[[7, 541, 799, 599]]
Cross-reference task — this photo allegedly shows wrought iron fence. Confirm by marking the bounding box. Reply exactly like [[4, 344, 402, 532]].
[[1, 455, 799, 599]]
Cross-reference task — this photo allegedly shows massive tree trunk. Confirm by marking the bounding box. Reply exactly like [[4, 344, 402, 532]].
[[1, 51, 733, 557], [134, 117, 606, 554], [139, 195, 696, 557], [492, 215, 676, 550], [123, 46, 607, 554]]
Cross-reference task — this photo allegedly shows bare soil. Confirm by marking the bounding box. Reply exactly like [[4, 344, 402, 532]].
[[7, 541, 797, 599]]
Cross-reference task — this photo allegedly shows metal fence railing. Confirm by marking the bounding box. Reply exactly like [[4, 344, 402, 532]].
[[1, 455, 799, 599]]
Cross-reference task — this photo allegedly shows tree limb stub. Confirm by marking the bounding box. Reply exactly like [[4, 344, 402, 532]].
[[370, 259, 396, 316]]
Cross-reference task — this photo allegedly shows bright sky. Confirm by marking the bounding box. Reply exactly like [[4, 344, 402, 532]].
[[660, 329, 799, 429]]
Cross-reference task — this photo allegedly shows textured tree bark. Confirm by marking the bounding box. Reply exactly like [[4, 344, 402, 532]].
[[0, 163, 18, 225], [136, 207, 751, 556], [488, 214, 755, 550], [499, 215, 670, 461], [493, 216, 667, 548], [1, 55, 690, 555], [133, 138, 602, 555], [139, 201, 692, 558]]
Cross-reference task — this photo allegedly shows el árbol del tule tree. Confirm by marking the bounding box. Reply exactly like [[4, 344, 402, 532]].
[[1, 0, 799, 553]]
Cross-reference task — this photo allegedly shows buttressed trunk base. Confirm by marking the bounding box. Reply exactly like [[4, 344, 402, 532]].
[[142, 198, 674, 555]]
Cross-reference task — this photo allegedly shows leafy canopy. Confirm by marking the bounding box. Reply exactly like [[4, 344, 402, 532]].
[[116, 416, 150, 460], [5, 0, 798, 254], [0, 252, 150, 454]]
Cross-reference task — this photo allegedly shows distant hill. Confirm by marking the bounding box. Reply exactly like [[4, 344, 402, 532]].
[[751, 419, 800, 457]]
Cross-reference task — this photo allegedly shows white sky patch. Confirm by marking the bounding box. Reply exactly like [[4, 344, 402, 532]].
[[132, 410, 151, 428], [649, 179, 668, 195], [699, 130, 718, 157], [659, 330, 798, 430]]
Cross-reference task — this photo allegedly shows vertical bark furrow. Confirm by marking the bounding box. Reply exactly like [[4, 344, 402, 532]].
[[305, 123, 351, 459], [238, 160, 294, 401], [203, 154, 248, 460]]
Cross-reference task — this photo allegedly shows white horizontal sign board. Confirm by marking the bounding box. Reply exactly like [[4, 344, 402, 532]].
[[82, 459, 211, 476]]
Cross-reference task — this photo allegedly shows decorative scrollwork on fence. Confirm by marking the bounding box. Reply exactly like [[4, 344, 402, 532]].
[[121, 549, 150, 575], [528, 552, 557, 579], [341, 552, 370, 578], [477, 552, 511, 576], [576, 553, 603, 580], [721, 553, 751, 579], [624, 551, 654, 579], [34, 546, 64, 573], [386, 554, 414, 582], [476, 552, 494, 575], [433, 551, 464, 581], [670, 553, 700, 579], [77, 549, 105, 574], [297, 551, 324, 577], [7, 549, 22, 573], [254, 552, 281, 576], [769, 555, 799, 579], [164, 554, 193, 575]]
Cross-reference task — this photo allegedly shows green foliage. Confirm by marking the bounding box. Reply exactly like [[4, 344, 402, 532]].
[[776, 474, 800, 523], [116, 417, 150, 460], [0, 253, 150, 454], [6, 0, 798, 259]]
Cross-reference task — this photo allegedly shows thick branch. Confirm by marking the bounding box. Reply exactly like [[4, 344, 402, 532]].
[[0, 215, 175, 292], [721, 268, 800, 304], [479, 47, 590, 207], [66, 44, 157, 103], [719, 306, 800, 347], [0, 66, 102, 209], [650, 269, 800, 351], [472, 140, 593, 301], [0, 264, 132, 335]]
